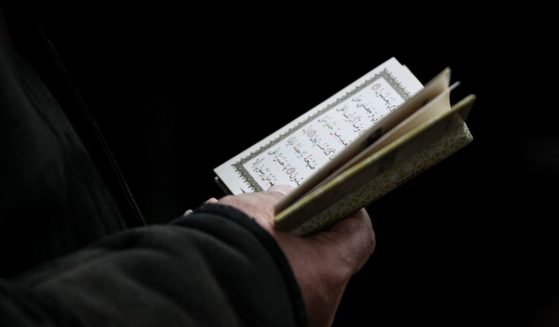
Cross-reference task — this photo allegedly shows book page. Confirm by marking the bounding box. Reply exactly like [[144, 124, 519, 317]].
[[214, 58, 423, 194]]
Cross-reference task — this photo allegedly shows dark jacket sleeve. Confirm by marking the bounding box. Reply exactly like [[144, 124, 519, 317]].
[[0, 204, 307, 327]]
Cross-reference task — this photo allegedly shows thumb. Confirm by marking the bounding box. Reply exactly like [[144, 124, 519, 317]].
[[316, 208, 376, 274], [266, 184, 294, 196]]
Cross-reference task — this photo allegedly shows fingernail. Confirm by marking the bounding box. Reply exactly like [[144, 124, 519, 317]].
[[267, 184, 293, 195]]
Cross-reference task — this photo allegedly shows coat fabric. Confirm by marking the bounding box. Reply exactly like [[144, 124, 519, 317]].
[[0, 3, 306, 326]]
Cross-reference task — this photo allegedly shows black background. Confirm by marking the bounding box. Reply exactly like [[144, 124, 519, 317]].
[[22, 1, 559, 326]]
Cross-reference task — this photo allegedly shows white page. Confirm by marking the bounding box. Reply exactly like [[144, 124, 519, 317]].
[[214, 57, 423, 194]]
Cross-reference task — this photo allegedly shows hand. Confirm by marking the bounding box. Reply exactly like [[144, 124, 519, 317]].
[[216, 185, 375, 327]]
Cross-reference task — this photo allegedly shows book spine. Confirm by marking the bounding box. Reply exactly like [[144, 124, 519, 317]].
[[292, 119, 473, 236]]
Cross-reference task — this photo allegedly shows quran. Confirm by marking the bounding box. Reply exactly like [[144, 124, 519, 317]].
[[214, 58, 474, 235]]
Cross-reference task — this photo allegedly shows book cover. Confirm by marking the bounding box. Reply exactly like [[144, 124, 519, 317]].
[[276, 96, 474, 235]]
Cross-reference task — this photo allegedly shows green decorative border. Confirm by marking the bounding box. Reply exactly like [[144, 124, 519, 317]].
[[233, 69, 411, 192]]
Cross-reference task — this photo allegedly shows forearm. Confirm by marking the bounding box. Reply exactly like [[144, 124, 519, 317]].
[[1, 205, 306, 327]]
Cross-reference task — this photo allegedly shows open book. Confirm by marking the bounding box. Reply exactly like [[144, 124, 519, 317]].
[[214, 58, 474, 235]]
